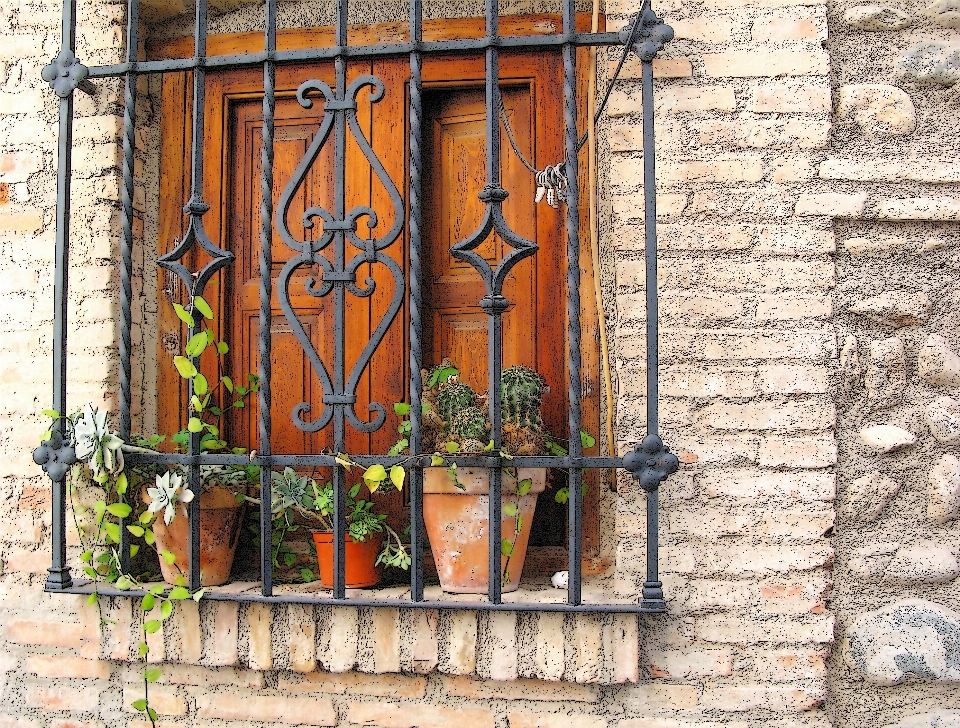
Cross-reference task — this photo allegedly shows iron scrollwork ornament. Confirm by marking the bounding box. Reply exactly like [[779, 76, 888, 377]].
[[41, 48, 90, 98], [33, 429, 77, 483], [620, 8, 675, 62], [276, 75, 405, 434], [623, 434, 679, 491]]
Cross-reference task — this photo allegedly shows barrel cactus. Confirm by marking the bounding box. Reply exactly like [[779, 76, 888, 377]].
[[436, 382, 475, 427], [451, 406, 489, 441], [501, 366, 546, 430]]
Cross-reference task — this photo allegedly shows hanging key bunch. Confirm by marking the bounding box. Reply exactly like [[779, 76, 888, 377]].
[[534, 164, 569, 209]]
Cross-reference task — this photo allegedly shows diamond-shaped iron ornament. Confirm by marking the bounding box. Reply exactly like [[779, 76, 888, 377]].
[[41, 48, 90, 98], [623, 434, 679, 491], [158, 198, 236, 299], [450, 184, 538, 308], [620, 7, 675, 62], [33, 429, 77, 483]]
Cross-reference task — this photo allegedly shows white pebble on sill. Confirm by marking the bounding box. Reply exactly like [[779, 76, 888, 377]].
[[551, 571, 568, 589]]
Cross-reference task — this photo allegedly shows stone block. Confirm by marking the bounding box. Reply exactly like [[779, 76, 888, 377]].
[[752, 15, 823, 40], [704, 49, 828, 76], [865, 337, 905, 410], [844, 4, 911, 30], [534, 612, 565, 681], [648, 648, 733, 678], [25, 656, 110, 680], [288, 604, 317, 673], [850, 290, 931, 327], [919, 334, 960, 387], [748, 83, 831, 112], [444, 675, 598, 701], [507, 713, 607, 728], [123, 686, 186, 716], [859, 425, 916, 452], [196, 693, 337, 725], [701, 470, 835, 501], [346, 702, 494, 728], [204, 601, 239, 666], [279, 671, 427, 698], [926, 0, 960, 28], [699, 683, 824, 711], [929, 454, 960, 524], [247, 602, 273, 670], [758, 436, 836, 468], [25, 683, 101, 713], [844, 599, 960, 684], [757, 294, 832, 320], [926, 396, 960, 445], [440, 609, 477, 675], [884, 712, 960, 727], [6, 619, 85, 647], [319, 606, 358, 673], [839, 472, 900, 523], [795, 193, 867, 217], [836, 85, 916, 138], [898, 42, 960, 85], [753, 648, 827, 681]]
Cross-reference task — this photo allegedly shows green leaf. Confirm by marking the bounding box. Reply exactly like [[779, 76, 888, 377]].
[[161, 550, 177, 565], [148, 709, 158, 722], [503, 502, 519, 517], [80, 549, 93, 563], [233, 400, 245, 408], [103, 522, 121, 544], [131, 699, 148, 712], [130, 544, 140, 558], [115, 472, 128, 496], [445, 441, 460, 453], [335, 453, 353, 470], [42, 409, 60, 418], [138, 641, 149, 656], [144, 529, 156, 546], [174, 356, 198, 379], [40, 430, 52, 442], [363, 464, 388, 488], [217, 341, 229, 355], [141, 594, 155, 612], [188, 417, 204, 433], [580, 430, 596, 449], [86, 592, 98, 605], [390, 465, 405, 491], [194, 295, 214, 319], [160, 601, 173, 619], [115, 575, 132, 590], [150, 585, 165, 596], [221, 376, 234, 393], [186, 332, 208, 357], [394, 402, 411, 416], [501, 539, 514, 556], [143, 620, 162, 634], [127, 525, 145, 537], [517, 479, 532, 497], [283, 551, 297, 567], [430, 455, 444, 466], [484, 439, 495, 452], [193, 589, 205, 602], [106, 502, 132, 518], [168, 586, 191, 600], [299, 568, 315, 582], [173, 303, 195, 328], [139, 511, 153, 525], [145, 668, 163, 683], [194, 373, 209, 397]]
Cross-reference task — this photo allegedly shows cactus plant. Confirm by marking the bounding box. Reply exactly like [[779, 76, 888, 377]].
[[451, 406, 489, 441], [436, 381, 475, 427], [501, 365, 546, 430]]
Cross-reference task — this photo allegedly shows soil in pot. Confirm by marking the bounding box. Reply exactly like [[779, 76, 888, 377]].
[[311, 531, 383, 589], [143, 486, 244, 587], [423, 467, 547, 594]]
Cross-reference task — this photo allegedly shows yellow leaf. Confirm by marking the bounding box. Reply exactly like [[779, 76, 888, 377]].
[[390, 465, 405, 491]]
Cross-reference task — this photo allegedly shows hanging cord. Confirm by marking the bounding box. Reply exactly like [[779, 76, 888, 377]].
[[497, 1, 649, 208]]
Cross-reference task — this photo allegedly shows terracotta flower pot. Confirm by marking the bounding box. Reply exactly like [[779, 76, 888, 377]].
[[423, 467, 547, 594], [142, 486, 244, 587], [311, 531, 383, 589]]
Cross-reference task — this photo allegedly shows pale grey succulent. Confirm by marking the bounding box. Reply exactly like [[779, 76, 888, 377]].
[[73, 404, 124, 484], [147, 471, 194, 526]]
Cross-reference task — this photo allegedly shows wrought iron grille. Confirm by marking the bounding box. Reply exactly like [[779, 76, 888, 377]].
[[39, 0, 678, 613]]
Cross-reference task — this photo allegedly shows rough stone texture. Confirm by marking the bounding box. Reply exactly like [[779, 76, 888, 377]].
[[865, 337, 906, 410], [927, 396, 960, 445], [919, 335, 960, 387], [836, 85, 917, 138], [838, 472, 900, 523], [844, 600, 960, 685], [898, 43, 960, 86], [884, 712, 960, 728], [843, 4, 912, 30], [929, 455, 960, 524], [850, 291, 932, 328]]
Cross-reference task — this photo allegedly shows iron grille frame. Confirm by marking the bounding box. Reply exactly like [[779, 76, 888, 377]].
[[39, 0, 678, 613]]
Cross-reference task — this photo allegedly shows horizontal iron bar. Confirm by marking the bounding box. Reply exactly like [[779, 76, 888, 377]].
[[123, 452, 624, 469], [86, 31, 626, 78], [50, 581, 666, 613]]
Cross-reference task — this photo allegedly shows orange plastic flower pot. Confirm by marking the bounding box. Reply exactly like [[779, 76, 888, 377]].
[[311, 531, 383, 589], [422, 467, 546, 594], [144, 486, 244, 587]]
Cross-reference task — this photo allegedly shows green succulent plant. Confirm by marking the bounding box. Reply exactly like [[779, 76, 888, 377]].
[[436, 381, 475, 426], [451, 406, 488, 441]]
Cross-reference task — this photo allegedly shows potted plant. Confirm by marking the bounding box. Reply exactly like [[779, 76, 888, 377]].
[[418, 360, 550, 594], [256, 467, 410, 589]]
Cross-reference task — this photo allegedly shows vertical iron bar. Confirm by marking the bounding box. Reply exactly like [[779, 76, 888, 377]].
[[484, 0, 503, 606], [407, 0, 425, 602], [117, 0, 140, 576], [642, 57, 662, 604], [563, 0, 584, 607], [259, 0, 277, 597], [46, 0, 79, 591], [331, 0, 348, 600], [186, 0, 209, 592]]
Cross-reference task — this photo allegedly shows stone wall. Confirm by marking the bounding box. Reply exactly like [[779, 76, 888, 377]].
[[1, 0, 959, 726]]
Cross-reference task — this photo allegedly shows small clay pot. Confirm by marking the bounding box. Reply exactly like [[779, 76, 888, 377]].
[[142, 486, 244, 587], [311, 531, 383, 589], [423, 467, 546, 594]]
